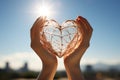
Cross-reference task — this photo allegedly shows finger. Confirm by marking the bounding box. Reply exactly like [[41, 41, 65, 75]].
[[78, 16, 93, 33], [35, 17, 46, 42], [31, 16, 46, 31], [75, 17, 92, 48], [76, 16, 88, 31], [79, 16, 93, 41], [75, 16, 87, 37], [78, 17, 93, 45], [76, 16, 93, 39], [30, 17, 46, 42], [30, 17, 41, 41]]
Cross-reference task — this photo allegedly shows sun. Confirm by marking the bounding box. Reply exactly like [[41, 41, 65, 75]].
[[33, 3, 53, 17], [39, 5, 51, 16]]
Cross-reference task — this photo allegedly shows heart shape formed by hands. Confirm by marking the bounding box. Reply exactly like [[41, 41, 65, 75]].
[[40, 20, 81, 58]]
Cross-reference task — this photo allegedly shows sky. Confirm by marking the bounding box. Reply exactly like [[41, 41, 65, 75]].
[[0, 0, 120, 71]]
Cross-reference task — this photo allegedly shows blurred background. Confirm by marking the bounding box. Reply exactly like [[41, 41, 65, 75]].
[[0, 0, 120, 80]]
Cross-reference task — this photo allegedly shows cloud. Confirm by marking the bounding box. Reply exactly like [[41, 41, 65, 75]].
[[0, 52, 42, 71], [0, 51, 66, 71], [1, 51, 118, 71]]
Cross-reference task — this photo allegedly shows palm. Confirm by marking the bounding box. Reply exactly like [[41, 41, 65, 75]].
[[64, 16, 93, 63], [63, 16, 93, 80], [30, 17, 57, 64]]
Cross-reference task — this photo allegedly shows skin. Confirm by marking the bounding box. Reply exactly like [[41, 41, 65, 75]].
[[64, 16, 93, 80], [30, 17, 57, 80], [30, 16, 93, 80]]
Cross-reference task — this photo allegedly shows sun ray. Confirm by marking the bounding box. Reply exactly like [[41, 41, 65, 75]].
[[33, 1, 54, 18]]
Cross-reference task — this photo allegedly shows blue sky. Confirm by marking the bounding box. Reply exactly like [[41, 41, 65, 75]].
[[0, 0, 120, 71]]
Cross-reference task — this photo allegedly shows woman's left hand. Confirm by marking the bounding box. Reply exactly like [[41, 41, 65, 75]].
[[30, 17, 58, 80]]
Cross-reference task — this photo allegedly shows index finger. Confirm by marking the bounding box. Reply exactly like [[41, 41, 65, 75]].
[[77, 16, 93, 33], [30, 17, 46, 41]]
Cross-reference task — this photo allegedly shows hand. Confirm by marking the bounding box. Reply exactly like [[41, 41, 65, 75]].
[[30, 17, 58, 80], [64, 16, 93, 80]]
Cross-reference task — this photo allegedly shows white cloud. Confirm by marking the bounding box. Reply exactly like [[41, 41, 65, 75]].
[[0, 51, 66, 71], [0, 52, 42, 71], [1, 51, 119, 72]]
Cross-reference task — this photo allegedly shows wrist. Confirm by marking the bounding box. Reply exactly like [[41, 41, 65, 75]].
[[37, 62, 57, 80], [43, 62, 58, 70], [64, 63, 84, 80]]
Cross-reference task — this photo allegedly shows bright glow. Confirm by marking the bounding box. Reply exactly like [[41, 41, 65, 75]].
[[0, 52, 65, 71], [33, 2, 54, 17], [39, 5, 51, 16]]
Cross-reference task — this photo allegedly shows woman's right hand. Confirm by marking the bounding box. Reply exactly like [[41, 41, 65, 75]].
[[64, 16, 93, 80]]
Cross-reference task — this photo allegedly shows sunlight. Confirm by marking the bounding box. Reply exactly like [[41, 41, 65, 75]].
[[33, 2, 54, 17], [39, 5, 51, 16]]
